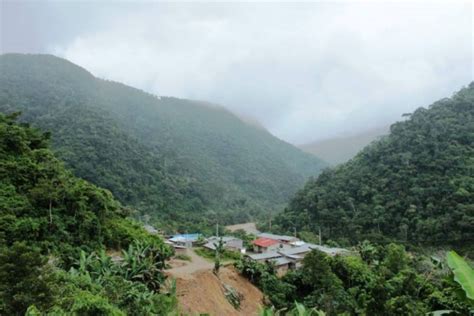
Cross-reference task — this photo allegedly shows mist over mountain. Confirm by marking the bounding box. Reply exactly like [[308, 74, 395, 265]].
[[0, 53, 327, 229], [300, 126, 390, 165]]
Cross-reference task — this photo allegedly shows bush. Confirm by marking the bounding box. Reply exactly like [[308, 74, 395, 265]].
[[175, 254, 192, 261]]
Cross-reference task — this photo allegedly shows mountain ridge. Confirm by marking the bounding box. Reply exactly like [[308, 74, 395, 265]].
[[0, 53, 327, 230], [276, 83, 474, 247]]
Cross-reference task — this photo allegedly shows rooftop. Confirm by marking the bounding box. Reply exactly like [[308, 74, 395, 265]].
[[207, 236, 240, 243], [308, 244, 350, 256], [204, 236, 243, 250], [247, 251, 282, 261], [271, 257, 293, 266], [253, 237, 279, 247], [169, 233, 201, 243], [258, 233, 298, 242], [278, 245, 312, 256]]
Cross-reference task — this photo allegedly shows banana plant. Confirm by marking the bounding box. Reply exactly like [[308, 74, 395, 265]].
[[258, 303, 325, 316], [446, 251, 474, 303]]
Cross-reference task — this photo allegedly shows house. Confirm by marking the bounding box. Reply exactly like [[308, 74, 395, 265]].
[[165, 240, 188, 255], [271, 257, 294, 276], [247, 251, 282, 263], [246, 251, 295, 276], [277, 244, 313, 268], [247, 241, 352, 275], [252, 237, 282, 253], [307, 244, 350, 256], [169, 233, 201, 248], [258, 233, 299, 244], [279, 245, 312, 260], [203, 236, 244, 252], [289, 240, 306, 247]]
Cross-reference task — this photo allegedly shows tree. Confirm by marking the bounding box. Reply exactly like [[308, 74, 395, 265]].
[[0, 242, 54, 315], [213, 237, 225, 275]]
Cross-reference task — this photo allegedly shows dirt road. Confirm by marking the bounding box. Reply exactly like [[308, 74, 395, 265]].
[[166, 249, 214, 279], [166, 248, 264, 315]]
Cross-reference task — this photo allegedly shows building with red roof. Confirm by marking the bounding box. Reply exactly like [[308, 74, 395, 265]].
[[252, 237, 281, 253]]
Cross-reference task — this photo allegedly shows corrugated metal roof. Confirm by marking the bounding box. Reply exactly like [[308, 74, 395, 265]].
[[253, 237, 279, 247], [270, 257, 293, 266], [169, 233, 201, 243], [258, 233, 297, 242], [247, 251, 281, 261], [203, 242, 217, 250], [207, 236, 240, 243], [308, 244, 349, 256], [204, 236, 243, 250], [278, 245, 312, 256], [282, 254, 303, 260]]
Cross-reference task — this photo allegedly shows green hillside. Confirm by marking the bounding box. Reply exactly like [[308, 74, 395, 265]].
[[0, 112, 175, 315], [275, 84, 474, 248], [300, 126, 389, 165], [0, 53, 327, 230]]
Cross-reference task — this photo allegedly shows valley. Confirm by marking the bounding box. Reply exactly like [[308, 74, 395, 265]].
[[0, 54, 472, 315]]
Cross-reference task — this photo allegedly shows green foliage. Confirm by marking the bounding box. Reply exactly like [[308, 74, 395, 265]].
[[174, 253, 192, 261], [223, 284, 243, 310], [258, 302, 326, 316], [275, 83, 474, 248], [446, 251, 474, 303], [213, 237, 225, 274], [238, 243, 473, 315], [228, 228, 257, 249], [0, 53, 327, 231], [195, 246, 241, 262], [0, 113, 141, 256], [0, 242, 55, 315], [0, 113, 176, 314]]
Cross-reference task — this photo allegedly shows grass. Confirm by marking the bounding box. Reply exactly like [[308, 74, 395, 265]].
[[194, 247, 241, 264], [174, 254, 192, 261]]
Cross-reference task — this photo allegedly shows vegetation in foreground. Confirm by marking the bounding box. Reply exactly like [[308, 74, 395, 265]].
[[236, 242, 473, 315], [0, 113, 175, 315]]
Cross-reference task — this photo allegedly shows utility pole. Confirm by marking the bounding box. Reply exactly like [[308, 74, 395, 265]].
[[294, 227, 297, 237], [216, 222, 219, 237], [318, 226, 322, 245]]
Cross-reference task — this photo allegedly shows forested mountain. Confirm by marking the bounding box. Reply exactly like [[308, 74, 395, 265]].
[[0, 113, 176, 314], [0, 54, 326, 229], [275, 84, 474, 248], [300, 126, 389, 165]]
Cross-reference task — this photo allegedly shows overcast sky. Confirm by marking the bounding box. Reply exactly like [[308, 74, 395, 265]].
[[1, 1, 472, 144]]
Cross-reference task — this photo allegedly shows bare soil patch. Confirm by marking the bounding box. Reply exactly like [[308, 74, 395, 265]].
[[174, 266, 264, 316], [225, 222, 260, 235]]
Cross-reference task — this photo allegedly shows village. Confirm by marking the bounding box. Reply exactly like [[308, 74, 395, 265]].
[[145, 223, 350, 276]]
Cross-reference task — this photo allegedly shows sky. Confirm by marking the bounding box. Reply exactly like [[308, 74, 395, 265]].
[[1, 0, 472, 144]]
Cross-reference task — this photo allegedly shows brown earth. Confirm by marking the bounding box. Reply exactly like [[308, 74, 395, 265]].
[[170, 265, 264, 316], [166, 249, 214, 279], [225, 222, 260, 235]]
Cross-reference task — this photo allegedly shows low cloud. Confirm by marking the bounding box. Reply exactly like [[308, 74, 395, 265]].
[[8, 1, 472, 143]]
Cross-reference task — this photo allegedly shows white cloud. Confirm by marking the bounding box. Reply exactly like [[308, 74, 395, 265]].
[[52, 1, 473, 143]]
